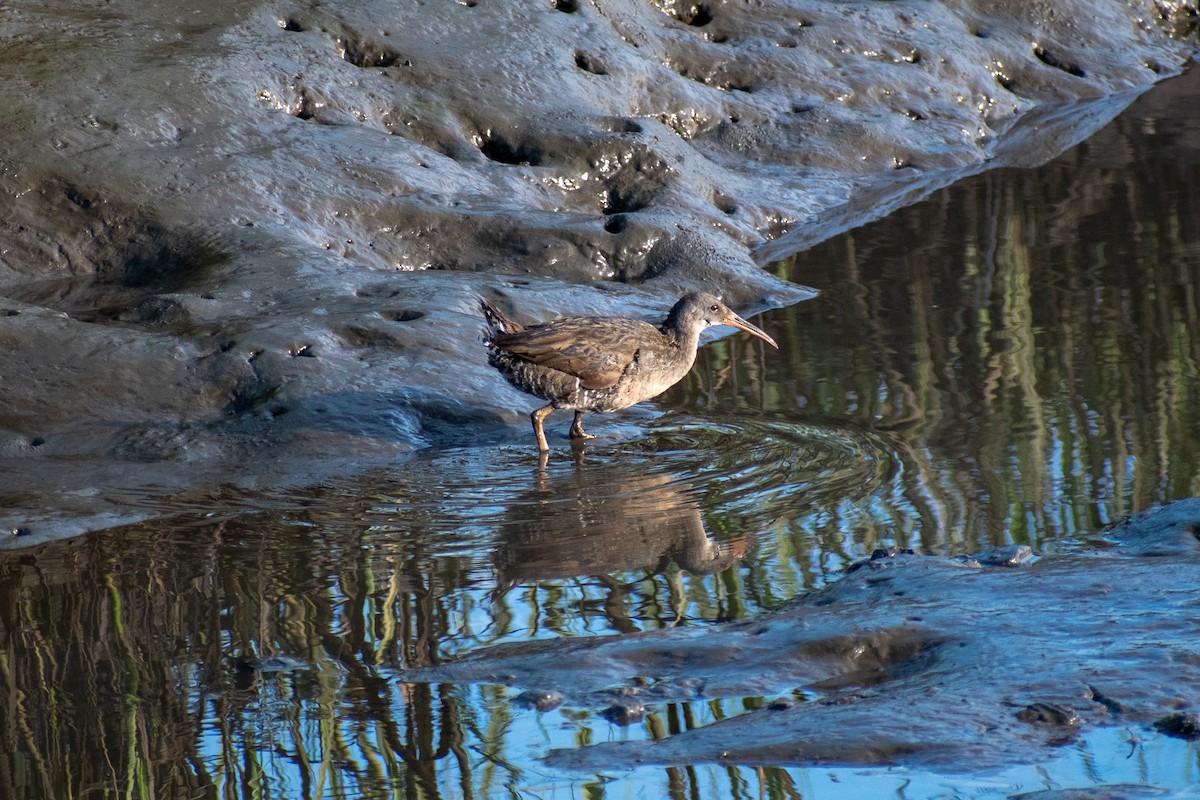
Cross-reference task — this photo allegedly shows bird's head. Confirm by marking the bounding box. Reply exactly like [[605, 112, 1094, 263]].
[[668, 292, 778, 348]]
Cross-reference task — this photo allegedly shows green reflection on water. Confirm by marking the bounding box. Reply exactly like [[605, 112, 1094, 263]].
[[2, 67, 1200, 800]]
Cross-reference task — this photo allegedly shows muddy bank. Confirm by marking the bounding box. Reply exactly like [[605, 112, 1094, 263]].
[[402, 499, 1200, 775], [0, 0, 1197, 543]]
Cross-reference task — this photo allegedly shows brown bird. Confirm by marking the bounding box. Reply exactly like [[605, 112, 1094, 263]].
[[481, 292, 778, 450]]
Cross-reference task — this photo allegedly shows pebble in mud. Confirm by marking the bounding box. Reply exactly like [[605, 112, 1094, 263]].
[[601, 698, 646, 726], [1016, 702, 1080, 727], [973, 544, 1035, 567], [1153, 711, 1200, 739], [512, 690, 564, 712]]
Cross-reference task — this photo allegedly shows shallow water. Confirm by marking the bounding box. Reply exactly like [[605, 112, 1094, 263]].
[[2, 66, 1199, 799]]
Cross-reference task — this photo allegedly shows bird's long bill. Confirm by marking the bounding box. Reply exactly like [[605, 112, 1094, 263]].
[[723, 311, 778, 349]]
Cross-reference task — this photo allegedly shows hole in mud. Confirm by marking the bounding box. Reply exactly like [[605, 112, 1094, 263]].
[[290, 344, 315, 358], [602, 189, 645, 215], [680, 4, 713, 26], [712, 192, 737, 215], [339, 33, 405, 68], [599, 117, 642, 134], [269, 406, 290, 418], [355, 285, 400, 299], [1033, 45, 1086, 78], [903, 108, 926, 121], [65, 187, 93, 209], [972, 28, 991, 38], [333, 324, 402, 348], [293, 88, 317, 120], [994, 72, 1015, 92], [279, 16, 306, 32], [551, 0, 579, 11], [573, 50, 607, 75], [380, 309, 426, 322], [603, 215, 628, 234], [478, 134, 541, 166]]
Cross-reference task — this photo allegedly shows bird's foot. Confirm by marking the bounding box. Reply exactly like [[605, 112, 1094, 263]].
[[569, 411, 595, 441]]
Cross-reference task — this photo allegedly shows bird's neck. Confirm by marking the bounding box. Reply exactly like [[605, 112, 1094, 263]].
[[660, 321, 702, 352]]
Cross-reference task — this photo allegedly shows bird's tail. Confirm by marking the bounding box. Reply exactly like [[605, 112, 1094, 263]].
[[480, 297, 523, 335]]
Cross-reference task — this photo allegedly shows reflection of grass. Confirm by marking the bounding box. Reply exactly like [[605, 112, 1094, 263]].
[[740, 125, 1200, 553]]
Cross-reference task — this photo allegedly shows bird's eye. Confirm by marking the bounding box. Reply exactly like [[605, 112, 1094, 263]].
[[709, 304, 720, 312]]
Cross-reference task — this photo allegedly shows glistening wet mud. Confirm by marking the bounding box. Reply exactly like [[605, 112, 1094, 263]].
[[2, 64, 1200, 799]]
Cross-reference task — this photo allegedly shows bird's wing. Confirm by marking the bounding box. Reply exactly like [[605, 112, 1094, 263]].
[[491, 317, 655, 390]]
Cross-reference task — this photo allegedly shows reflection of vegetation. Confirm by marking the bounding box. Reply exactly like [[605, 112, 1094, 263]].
[[2, 75, 1198, 800], [0, 518, 820, 798], [697, 92, 1200, 553]]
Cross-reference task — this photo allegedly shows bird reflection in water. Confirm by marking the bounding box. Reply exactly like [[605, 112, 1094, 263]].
[[494, 452, 753, 622]]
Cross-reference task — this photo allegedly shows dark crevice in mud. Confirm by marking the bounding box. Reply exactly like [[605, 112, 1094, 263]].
[[712, 191, 737, 215], [379, 309, 426, 322], [663, 3, 714, 27], [573, 50, 607, 75], [337, 31, 407, 69], [1033, 45, 1087, 78], [218, 350, 282, 418], [603, 215, 628, 233], [292, 86, 319, 120], [478, 133, 542, 166], [278, 16, 306, 33], [551, 0, 579, 12], [332, 323, 406, 349], [602, 187, 648, 215], [598, 117, 643, 134]]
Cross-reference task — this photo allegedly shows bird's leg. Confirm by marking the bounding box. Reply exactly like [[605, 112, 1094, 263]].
[[569, 410, 596, 440], [531, 405, 554, 451]]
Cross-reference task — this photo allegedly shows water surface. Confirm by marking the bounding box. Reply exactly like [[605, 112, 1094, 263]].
[[2, 66, 1199, 800]]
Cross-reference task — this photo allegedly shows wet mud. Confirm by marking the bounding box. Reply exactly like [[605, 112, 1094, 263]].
[[404, 499, 1200, 775], [0, 0, 1197, 542]]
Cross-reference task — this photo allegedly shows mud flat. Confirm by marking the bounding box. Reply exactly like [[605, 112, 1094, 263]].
[[0, 0, 1197, 543]]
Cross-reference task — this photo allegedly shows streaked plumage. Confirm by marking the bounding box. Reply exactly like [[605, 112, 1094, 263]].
[[481, 292, 777, 450]]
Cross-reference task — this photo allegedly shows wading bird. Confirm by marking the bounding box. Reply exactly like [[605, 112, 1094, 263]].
[[481, 292, 778, 450]]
